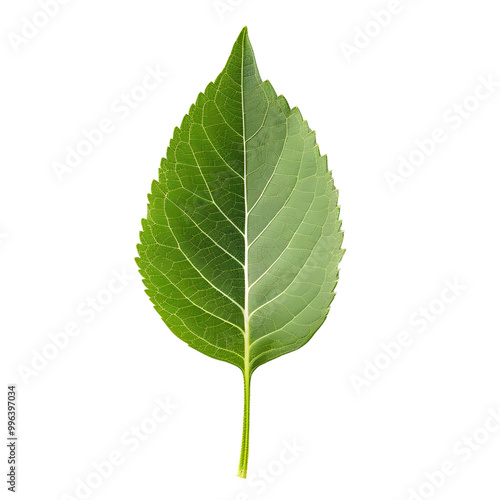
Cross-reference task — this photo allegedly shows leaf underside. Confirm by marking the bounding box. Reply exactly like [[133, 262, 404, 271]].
[[137, 28, 344, 376]]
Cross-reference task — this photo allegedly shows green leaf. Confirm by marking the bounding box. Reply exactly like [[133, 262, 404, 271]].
[[136, 27, 344, 478]]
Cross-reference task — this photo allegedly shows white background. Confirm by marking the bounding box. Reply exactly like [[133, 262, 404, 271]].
[[1, 0, 500, 499]]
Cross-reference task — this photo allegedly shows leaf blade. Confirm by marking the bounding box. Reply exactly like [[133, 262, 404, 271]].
[[137, 26, 344, 475]]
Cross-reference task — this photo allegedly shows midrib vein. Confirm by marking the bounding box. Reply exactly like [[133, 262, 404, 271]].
[[238, 32, 252, 478], [241, 37, 250, 376]]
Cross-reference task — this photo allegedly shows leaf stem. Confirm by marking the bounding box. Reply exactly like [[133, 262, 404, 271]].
[[237, 369, 251, 478]]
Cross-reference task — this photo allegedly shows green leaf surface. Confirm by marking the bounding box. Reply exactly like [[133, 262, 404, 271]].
[[136, 27, 344, 477]]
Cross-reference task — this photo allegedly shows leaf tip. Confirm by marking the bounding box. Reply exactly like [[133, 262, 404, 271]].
[[237, 26, 252, 47]]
